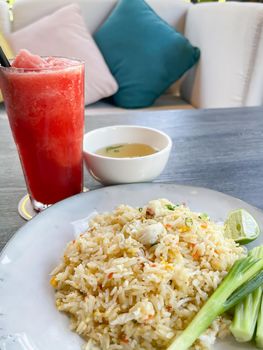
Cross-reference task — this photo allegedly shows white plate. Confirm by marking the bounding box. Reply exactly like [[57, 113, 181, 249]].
[[0, 183, 262, 350]]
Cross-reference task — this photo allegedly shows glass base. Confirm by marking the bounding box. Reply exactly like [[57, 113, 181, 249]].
[[31, 198, 51, 212], [18, 188, 89, 220], [18, 194, 50, 221]]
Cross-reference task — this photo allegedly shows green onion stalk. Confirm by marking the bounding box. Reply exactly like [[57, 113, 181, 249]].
[[256, 292, 263, 348], [230, 246, 263, 342], [167, 253, 263, 350]]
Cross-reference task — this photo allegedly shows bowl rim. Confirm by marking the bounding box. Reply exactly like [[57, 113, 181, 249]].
[[83, 125, 173, 161]]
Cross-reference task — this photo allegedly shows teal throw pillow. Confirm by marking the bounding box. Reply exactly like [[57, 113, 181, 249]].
[[94, 0, 200, 108]]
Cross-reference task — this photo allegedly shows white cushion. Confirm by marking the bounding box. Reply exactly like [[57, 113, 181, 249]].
[[8, 3, 118, 105], [12, 0, 191, 34], [0, 1, 11, 33], [181, 2, 263, 108]]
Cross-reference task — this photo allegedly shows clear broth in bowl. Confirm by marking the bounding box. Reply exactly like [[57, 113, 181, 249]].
[[96, 143, 158, 158]]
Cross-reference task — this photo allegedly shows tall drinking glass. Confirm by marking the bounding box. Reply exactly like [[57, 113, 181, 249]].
[[0, 58, 84, 211]]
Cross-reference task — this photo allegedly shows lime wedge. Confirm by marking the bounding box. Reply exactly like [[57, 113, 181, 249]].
[[224, 209, 260, 244]]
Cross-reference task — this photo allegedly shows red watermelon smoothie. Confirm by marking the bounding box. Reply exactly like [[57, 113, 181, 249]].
[[0, 50, 84, 211]]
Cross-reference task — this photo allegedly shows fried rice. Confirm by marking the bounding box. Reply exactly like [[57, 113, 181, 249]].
[[50, 199, 245, 350]]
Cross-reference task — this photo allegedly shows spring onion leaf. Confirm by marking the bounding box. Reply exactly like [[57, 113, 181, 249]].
[[230, 246, 263, 342], [224, 270, 263, 311], [167, 253, 263, 350]]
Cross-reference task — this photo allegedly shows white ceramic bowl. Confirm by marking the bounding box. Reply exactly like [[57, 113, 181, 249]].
[[83, 125, 172, 184]]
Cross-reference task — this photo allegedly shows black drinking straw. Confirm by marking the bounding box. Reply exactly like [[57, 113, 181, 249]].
[[0, 46, 11, 67]]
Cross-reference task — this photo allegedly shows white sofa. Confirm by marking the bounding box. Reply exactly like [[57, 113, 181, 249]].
[[0, 0, 263, 114]]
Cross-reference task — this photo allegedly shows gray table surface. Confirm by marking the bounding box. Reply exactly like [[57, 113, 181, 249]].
[[1, 105, 263, 252]]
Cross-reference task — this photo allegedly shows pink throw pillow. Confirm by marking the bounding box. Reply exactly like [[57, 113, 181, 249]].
[[7, 3, 118, 105]]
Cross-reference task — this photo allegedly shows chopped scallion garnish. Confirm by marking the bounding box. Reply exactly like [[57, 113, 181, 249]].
[[165, 204, 179, 211], [106, 145, 123, 152], [198, 213, 209, 221], [185, 217, 193, 227]]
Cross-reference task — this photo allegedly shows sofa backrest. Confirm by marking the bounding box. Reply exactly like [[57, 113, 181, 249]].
[[181, 2, 263, 108], [246, 28, 263, 106], [11, 0, 191, 35], [0, 1, 10, 33]]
